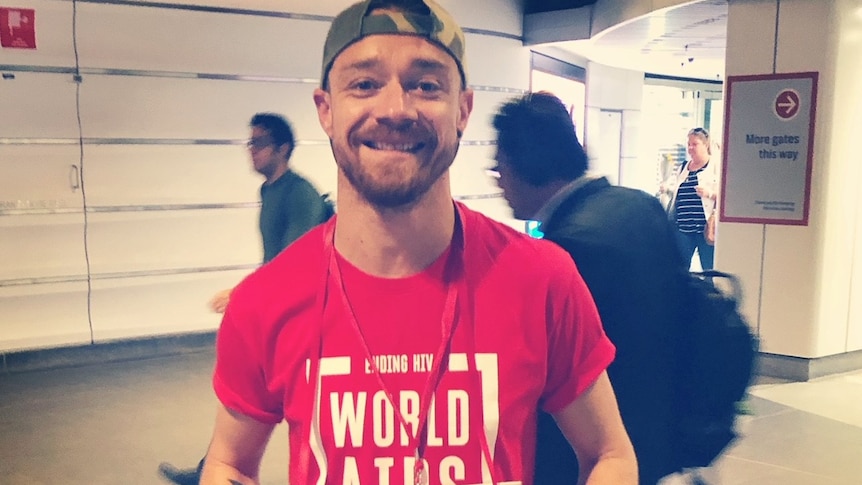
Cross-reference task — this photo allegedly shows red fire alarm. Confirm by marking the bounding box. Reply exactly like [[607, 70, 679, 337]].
[[0, 7, 36, 49]]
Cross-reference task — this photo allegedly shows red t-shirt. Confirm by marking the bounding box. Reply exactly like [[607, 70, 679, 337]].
[[214, 203, 615, 485]]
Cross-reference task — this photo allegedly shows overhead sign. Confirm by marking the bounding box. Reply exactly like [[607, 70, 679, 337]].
[[0, 7, 36, 49], [720, 72, 818, 225]]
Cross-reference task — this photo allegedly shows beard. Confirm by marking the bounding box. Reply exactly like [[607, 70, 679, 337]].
[[332, 127, 460, 209]]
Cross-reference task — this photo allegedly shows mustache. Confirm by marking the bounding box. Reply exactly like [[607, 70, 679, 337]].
[[357, 123, 433, 140]]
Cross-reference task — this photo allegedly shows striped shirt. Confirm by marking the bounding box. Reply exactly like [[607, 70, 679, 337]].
[[675, 166, 707, 233]]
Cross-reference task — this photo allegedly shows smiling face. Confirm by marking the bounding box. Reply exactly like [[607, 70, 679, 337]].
[[314, 33, 473, 209]]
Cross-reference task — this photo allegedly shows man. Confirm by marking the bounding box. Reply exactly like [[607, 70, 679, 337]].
[[491, 92, 686, 484], [209, 112, 334, 312], [158, 113, 331, 485], [200, 2, 637, 484]]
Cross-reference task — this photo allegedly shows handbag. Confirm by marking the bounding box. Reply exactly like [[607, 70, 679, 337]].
[[705, 212, 716, 245]]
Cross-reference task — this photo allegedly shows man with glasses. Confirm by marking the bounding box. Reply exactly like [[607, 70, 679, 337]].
[[207, 112, 333, 313], [491, 92, 685, 484], [158, 112, 331, 485]]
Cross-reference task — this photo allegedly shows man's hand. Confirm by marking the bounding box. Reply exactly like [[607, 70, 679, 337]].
[[209, 288, 233, 314]]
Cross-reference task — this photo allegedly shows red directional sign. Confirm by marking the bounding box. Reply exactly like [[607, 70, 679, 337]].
[[774, 89, 801, 120]]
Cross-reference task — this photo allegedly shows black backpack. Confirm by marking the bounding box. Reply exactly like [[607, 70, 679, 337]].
[[671, 269, 758, 471]]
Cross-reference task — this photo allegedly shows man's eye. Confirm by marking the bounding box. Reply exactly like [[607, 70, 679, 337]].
[[352, 80, 378, 91], [417, 81, 441, 93]]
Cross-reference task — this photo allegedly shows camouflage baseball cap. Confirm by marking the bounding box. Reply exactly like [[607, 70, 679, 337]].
[[321, 0, 467, 88]]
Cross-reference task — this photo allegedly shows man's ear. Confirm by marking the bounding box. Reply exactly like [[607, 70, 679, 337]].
[[313, 88, 333, 139], [456, 88, 474, 137], [277, 143, 292, 161]]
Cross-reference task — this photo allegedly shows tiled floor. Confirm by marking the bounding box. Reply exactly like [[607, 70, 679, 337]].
[[0, 349, 860, 484]]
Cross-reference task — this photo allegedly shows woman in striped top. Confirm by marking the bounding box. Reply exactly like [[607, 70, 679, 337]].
[[662, 127, 719, 270]]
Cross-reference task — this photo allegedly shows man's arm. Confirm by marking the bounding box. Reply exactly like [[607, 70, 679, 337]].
[[552, 371, 638, 485], [200, 403, 276, 485]]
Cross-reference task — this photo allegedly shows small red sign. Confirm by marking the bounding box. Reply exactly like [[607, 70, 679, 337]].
[[0, 7, 36, 49], [774, 89, 801, 120]]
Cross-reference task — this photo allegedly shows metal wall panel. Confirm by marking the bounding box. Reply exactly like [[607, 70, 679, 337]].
[[0, 145, 85, 209], [0, 282, 92, 352], [84, 208, 261, 275], [80, 145, 261, 206], [0, 72, 81, 138], [0, 214, 88, 281], [76, 76, 321, 140], [0, 0, 528, 352], [75, 3, 328, 78], [89, 269, 249, 341]]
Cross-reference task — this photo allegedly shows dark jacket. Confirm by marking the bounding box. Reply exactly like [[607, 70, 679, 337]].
[[533, 177, 686, 485], [259, 170, 329, 263]]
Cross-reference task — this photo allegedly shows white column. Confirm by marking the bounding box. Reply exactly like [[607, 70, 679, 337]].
[[720, 0, 862, 373]]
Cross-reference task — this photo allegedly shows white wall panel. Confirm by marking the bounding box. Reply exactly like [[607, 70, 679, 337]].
[[0, 72, 81, 138], [0, 0, 75, 67], [0, 282, 92, 352], [89, 269, 249, 341], [620, 108, 642, 158], [835, 0, 862, 353], [461, 90, 523, 143], [77, 75, 321, 140], [586, 61, 645, 110], [0, 145, 84, 209], [0, 214, 87, 280], [75, 3, 328, 78], [584, 105, 602, 163], [81, 145, 261, 206], [117, 0, 357, 16], [290, 144, 339, 198], [124, 0, 522, 34], [85, 208, 261, 274], [445, 0, 521, 36], [3, 0, 530, 352], [463, 34, 530, 89], [450, 145, 497, 197], [724, 1, 777, 77]]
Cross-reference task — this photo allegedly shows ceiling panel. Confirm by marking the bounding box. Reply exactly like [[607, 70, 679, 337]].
[[553, 0, 729, 80], [524, 0, 599, 15]]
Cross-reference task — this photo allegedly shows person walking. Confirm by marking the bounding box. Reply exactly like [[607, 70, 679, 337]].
[[158, 112, 332, 485], [491, 91, 686, 484]]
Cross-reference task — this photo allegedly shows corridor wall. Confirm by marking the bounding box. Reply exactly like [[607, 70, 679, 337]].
[[0, 0, 527, 353]]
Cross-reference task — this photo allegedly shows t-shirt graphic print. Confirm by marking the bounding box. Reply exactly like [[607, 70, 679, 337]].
[[308, 352, 507, 485]]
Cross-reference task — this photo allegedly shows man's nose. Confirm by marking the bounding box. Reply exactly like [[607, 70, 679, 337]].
[[375, 85, 418, 127]]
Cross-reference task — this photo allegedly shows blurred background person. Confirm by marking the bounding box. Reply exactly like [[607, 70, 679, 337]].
[[159, 112, 331, 485], [661, 127, 719, 271], [207, 112, 333, 314], [491, 91, 685, 484]]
